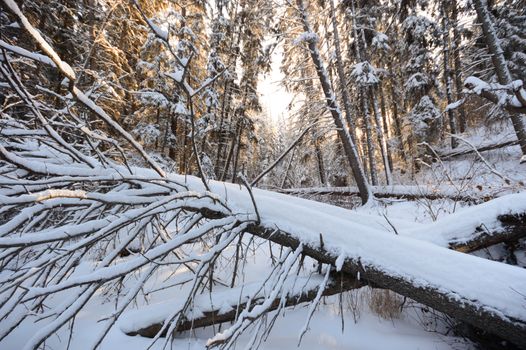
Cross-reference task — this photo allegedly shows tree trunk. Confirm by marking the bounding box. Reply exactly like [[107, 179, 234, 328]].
[[251, 125, 312, 186], [370, 87, 393, 184], [314, 136, 326, 185], [214, 80, 230, 176], [388, 69, 408, 163], [280, 148, 296, 188], [247, 224, 526, 349], [438, 139, 519, 159], [361, 92, 378, 185], [220, 121, 240, 181], [472, 0, 526, 155], [123, 213, 526, 339], [125, 272, 366, 338], [329, 0, 358, 144], [441, 0, 458, 148], [231, 123, 243, 183], [451, 0, 467, 133], [296, 0, 371, 204], [379, 85, 394, 172]]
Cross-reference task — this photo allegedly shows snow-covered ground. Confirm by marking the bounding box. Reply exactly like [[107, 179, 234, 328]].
[[0, 286, 473, 350], [1, 124, 525, 350], [0, 245, 474, 350]]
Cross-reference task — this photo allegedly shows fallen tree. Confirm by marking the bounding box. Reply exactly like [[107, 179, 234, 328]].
[[121, 211, 526, 338], [448, 213, 526, 252], [437, 139, 519, 160], [2, 120, 526, 349], [123, 271, 366, 338], [246, 225, 526, 348], [278, 185, 494, 203]]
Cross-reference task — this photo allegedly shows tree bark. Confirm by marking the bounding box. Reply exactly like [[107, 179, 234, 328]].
[[296, 0, 371, 204], [441, 0, 458, 148], [438, 139, 519, 159], [329, 0, 358, 144], [451, 0, 467, 133], [370, 87, 393, 184], [247, 225, 526, 349], [278, 185, 492, 203], [472, 0, 526, 155], [379, 85, 394, 172], [125, 271, 366, 338]]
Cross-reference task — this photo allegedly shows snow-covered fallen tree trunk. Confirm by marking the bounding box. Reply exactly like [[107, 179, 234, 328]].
[[246, 223, 526, 348], [2, 136, 526, 349], [279, 185, 493, 203], [1, 7, 525, 345], [122, 272, 365, 338], [437, 139, 519, 160], [1, 105, 525, 348], [2, 125, 525, 348], [120, 212, 526, 337], [448, 213, 526, 252]]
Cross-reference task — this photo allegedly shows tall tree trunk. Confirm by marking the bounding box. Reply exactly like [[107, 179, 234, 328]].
[[472, 0, 526, 155], [280, 148, 296, 188], [379, 85, 394, 172], [349, 0, 378, 185], [231, 123, 243, 183], [329, 0, 358, 144], [214, 80, 231, 176], [361, 92, 378, 185], [441, 0, 458, 148], [296, 0, 371, 204], [388, 75, 407, 162], [370, 87, 393, 184], [220, 121, 240, 181], [314, 136, 326, 185], [451, 0, 467, 133]]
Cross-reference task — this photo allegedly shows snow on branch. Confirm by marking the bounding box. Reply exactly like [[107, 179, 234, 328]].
[[464, 76, 526, 113], [293, 31, 319, 45]]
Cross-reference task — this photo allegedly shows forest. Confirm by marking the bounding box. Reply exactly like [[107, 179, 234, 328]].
[[0, 0, 525, 349]]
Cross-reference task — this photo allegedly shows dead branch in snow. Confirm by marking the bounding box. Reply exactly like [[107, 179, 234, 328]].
[[450, 213, 526, 252], [250, 124, 315, 187], [464, 81, 526, 115]]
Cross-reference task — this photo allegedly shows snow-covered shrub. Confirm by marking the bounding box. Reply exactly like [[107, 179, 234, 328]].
[[351, 61, 380, 86], [404, 73, 430, 99], [132, 122, 161, 146], [405, 96, 442, 144]]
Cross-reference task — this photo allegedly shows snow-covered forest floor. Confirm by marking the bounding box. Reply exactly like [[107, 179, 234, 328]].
[[2, 123, 524, 350]]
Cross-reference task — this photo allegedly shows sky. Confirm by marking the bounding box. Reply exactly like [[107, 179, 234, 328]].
[[258, 44, 294, 124]]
